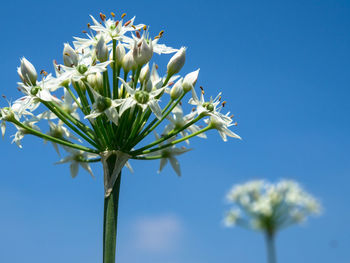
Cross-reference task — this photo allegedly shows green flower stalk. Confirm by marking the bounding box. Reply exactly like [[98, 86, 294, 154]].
[[1, 11, 241, 263], [224, 180, 322, 263]]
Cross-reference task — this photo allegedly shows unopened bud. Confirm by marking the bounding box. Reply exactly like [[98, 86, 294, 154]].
[[182, 69, 200, 92], [115, 43, 126, 66], [96, 36, 109, 62], [139, 63, 150, 83], [18, 57, 37, 85], [122, 51, 137, 72], [170, 78, 183, 100], [133, 38, 153, 66], [63, 43, 78, 67], [167, 47, 186, 76]]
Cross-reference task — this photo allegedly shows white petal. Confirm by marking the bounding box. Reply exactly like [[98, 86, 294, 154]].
[[158, 158, 168, 173], [1, 121, 6, 138], [70, 162, 79, 178], [148, 100, 162, 120], [80, 162, 94, 178], [169, 157, 181, 176]]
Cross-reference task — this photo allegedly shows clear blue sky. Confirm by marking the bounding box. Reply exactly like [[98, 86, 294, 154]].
[[0, 0, 349, 262]]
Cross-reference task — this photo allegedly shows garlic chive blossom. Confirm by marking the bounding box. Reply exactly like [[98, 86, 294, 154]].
[[0, 12, 241, 263], [224, 180, 321, 263]]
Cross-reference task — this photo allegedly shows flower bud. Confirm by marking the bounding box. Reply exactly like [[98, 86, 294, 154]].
[[122, 51, 137, 72], [63, 43, 78, 67], [170, 78, 183, 100], [96, 36, 109, 62], [86, 74, 98, 91], [18, 57, 37, 85], [182, 69, 200, 92], [115, 43, 126, 66], [139, 63, 150, 84], [95, 72, 104, 93], [133, 38, 153, 66], [167, 47, 186, 76]]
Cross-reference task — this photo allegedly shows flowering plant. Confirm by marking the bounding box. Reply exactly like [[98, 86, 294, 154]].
[[224, 180, 321, 263], [0, 12, 240, 263]]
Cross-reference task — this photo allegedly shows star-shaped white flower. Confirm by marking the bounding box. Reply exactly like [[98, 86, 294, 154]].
[[145, 133, 191, 176], [84, 86, 122, 125], [59, 47, 111, 82], [17, 74, 61, 104], [117, 78, 164, 119], [55, 149, 98, 178], [47, 120, 81, 155], [163, 105, 207, 143], [11, 118, 40, 148], [89, 15, 144, 43], [123, 29, 178, 55], [205, 114, 241, 142]]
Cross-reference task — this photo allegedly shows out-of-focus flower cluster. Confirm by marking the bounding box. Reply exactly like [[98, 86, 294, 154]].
[[0, 12, 240, 189], [224, 180, 321, 234]]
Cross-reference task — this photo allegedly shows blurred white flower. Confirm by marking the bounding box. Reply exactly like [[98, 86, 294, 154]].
[[225, 179, 321, 232]]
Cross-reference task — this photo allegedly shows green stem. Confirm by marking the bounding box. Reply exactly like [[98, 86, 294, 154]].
[[131, 114, 205, 155], [103, 154, 122, 263], [265, 232, 277, 263], [42, 101, 98, 148], [11, 119, 98, 154], [134, 125, 211, 155]]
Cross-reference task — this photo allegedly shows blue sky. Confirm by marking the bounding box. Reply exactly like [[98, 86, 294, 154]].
[[0, 0, 350, 262]]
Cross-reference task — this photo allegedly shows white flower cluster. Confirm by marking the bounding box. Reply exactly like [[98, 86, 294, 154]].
[[0, 12, 240, 182], [224, 180, 321, 233]]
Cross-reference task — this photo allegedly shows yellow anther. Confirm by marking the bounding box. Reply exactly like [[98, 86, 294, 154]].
[[111, 12, 115, 17], [121, 13, 126, 18]]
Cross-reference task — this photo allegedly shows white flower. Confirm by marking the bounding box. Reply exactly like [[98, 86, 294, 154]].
[[63, 43, 79, 67], [17, 57, 37, 86], [123, 29, 178, 55], [167, 47, 186, 76], [121, 50, 137, 73], [163, 105, 206, 143], [145, 133, 191, 176], [60, 47, 111, 82], [12, 118, 40, 148], [224, 209, 241, 227], [17, 74, 61, 105], [169, 78, 184, 100], [84, 86, 122, 125], [182, 69, 200, 92], [117, 78, 164, 119], [89, 15, 144, 42], [224, 180, 322, 232], [47, 120, 81, 155], [189, 89, 222, 117], [132, 37, 153, 66], [55, 149, 98, 178], [150, 63, 179, 92], [205, 114, 241, 142], [95, 36, 109, 62]]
